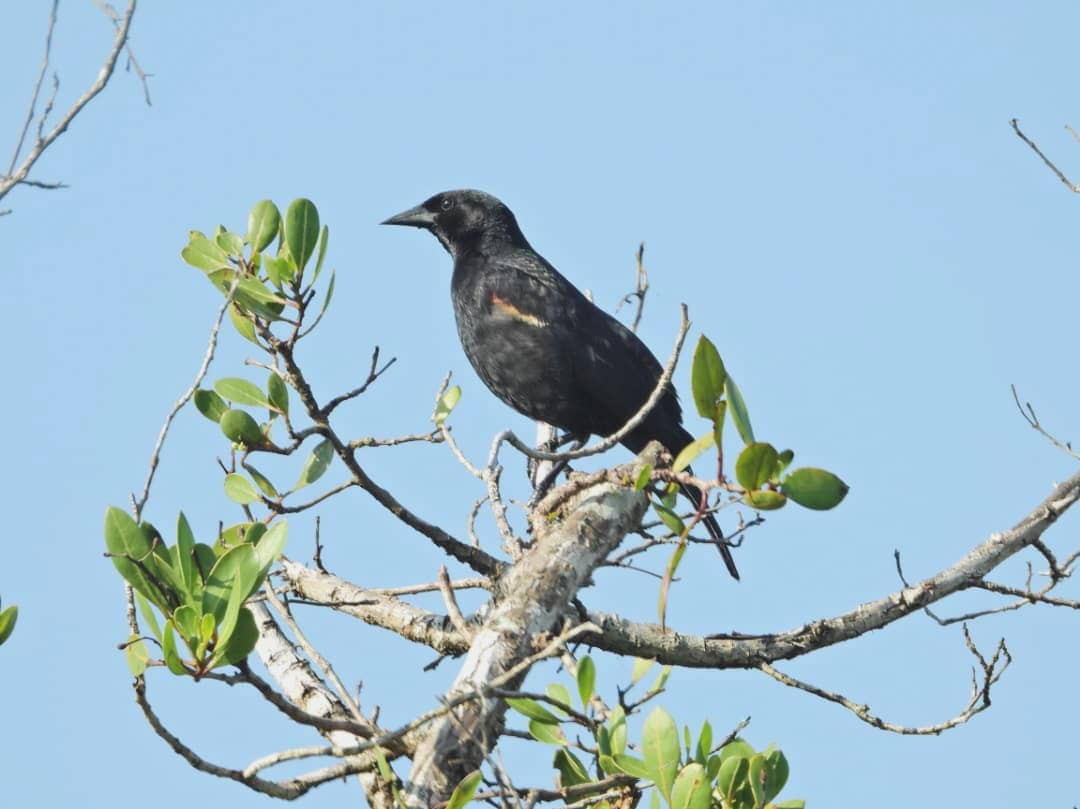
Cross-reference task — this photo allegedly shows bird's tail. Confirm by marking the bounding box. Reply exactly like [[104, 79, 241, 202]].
[[680, 480, 740, 580]]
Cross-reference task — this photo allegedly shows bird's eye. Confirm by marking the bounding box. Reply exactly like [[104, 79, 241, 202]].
[[440, 197, 454, 211]]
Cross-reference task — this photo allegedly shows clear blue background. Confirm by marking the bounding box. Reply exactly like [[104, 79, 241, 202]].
[[4, 2, 1079, 807]]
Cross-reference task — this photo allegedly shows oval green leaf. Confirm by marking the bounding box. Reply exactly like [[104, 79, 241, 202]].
[[553, 749, 590, 788], [194, 388, 229, 423], [181, 235, 229, 272], [219, 409, 264, 447], [724, 374, 754, 445], [744, 489, 787, 510], [295, 439, 333, 489], [672, 431, 715, 473], [505, 697, 560, 724], [735, 442, 779, 491], [671, 762, 711, 809], [577, 655, 596, 708], [642, 706, 681, 803], [434, 385, 462, 425], [214, 378, 271, 409], [246, 200, 281, 254], [445, 770, 483, 809], [781, 467, 849, 510], [243, 463, 278, 499], [545, 683, 572, 716], [527, 718, 566, 746], [691, 336, 727, 420], [285, 198, 320, 272], [224, 473, 259, 505], [267, 373, 289, 415], [0, 604, 17, 646]]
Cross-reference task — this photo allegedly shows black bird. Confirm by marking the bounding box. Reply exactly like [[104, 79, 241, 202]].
[[383, 190, 739, 579]]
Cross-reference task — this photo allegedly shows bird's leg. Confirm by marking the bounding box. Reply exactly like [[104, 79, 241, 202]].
[[527, 434, 586, 507]]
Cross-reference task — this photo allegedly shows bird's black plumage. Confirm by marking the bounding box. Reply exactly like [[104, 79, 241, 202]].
[[383, 190, 739, 579]]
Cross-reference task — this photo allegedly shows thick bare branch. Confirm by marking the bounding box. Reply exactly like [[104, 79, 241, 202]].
[[403, 448, 659, 807]]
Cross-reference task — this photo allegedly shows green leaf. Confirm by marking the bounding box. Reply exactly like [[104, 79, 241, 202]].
[[433, 385, 462, 425], [243, 463, 278, 499], [125, 633, 150, 676], [267, 373, 289, 416], [215, 522, 267, 553], [217, 605, 258, 666], [633, 463, 653, 491], [781, 467, 849, 510], [694, 720, 712, 765], [197, 611, 217, 659], [774, 801, 806, 809], [135, 592, 163, 641], [193, 389, 228, 423], [642, 707, 681, 803], [608, 705, 628, 757], [252, 521, 287, 586], [224, 473, 260, 505], [161, 622, 188, 676], [553, 749, 590, 788], [658, 538, 687, 628], [317, 269, 336, 319], [311, 224, 330, 285], [631, 657, 656, 684], [576, 655, 596, 708], [545, 683, 572, 716], [671, 762, 711, 809], [606, 754, 652, 780], [285, 198, 320, 272], [246, 200, 281, 254], [735, 442, 779, 491], [219, 409, 264, 447], [763, 749, 790, 803], [527, 718, 566, 745], [174, 512, 198, 596], [445, 770, 482, 809], [724, 374, 754, 445], [653, 503, 686, 537], [748, 754, 766, 808], [181, 235, 230, 271], [0, 604, 17, 646], [647, 665, 672, 695], [776, 449, 795, 478], [229, 303, 259, 345], [690, 336, 727, 419], [216, 230, 244, 257], [215, 378, 272, 409], [672, 431, 715, 473], [262, 254, 295, 286], [506, 697, 560, 724], [719, 739, 755, 762], [295, 439, 333, 489], [202, 543, 258, 623], [712, 400, 727, 452], [744, 490, 787, 510], [104, 507, 170, 611], [171, 604, 201, 651], [716, 756, 749, 804]]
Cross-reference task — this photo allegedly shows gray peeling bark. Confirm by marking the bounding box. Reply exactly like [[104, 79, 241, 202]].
[[402, 448, 658, 808]]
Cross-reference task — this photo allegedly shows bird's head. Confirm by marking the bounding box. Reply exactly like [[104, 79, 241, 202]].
[[381, 189, 525, 257]]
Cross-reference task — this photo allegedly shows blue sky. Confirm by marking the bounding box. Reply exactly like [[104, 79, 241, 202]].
[[4, 2, 1080, 807]]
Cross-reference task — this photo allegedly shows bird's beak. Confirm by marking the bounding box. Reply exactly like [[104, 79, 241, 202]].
[[381, 204, 435, 229]]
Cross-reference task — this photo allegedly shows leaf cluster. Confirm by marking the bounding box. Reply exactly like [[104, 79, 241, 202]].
[[499, 656, 803, 808], [104, 507, 286, 678]]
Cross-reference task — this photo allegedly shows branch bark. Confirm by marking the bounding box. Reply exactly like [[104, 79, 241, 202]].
[[401, 446, 659, 807]]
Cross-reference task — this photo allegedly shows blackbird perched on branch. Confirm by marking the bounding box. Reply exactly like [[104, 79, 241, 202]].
[[383, 190, 739, 579]]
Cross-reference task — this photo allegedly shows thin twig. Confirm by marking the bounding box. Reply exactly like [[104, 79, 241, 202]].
[[131, 280, 236, 518], [1, 0, 139, 206], [1010, 118, 1080, 192]]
